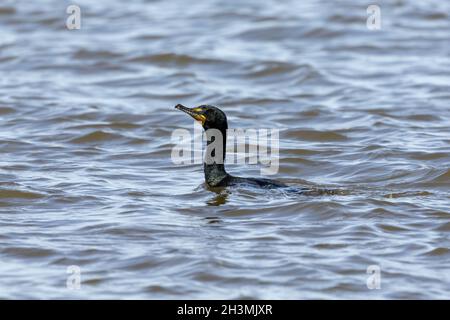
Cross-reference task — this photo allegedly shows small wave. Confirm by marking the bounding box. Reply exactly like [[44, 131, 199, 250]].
[[243, 61, 304, 78], [382, 191, 433, 198], [125, 92, 197, 100], [302, 26, 344, 38], [118, 256, 163, 271], [133, 34, 165, 41], [237, 26, 301, 41], [0, 106, 15, 115], [2, 247, 55, 258], [377, 224, 410, 233], [427, 169, 450, 184], [0, 189, 45, 199], [73, 49, 124, 60], [408, 152, 448, 161], [284, 148, 323, 156], [328, 14, 364, 24], [82, 278, 106, 286], [423, 12, 448, 21], [0, 7, 16, 15], [31, 61, 130, 73], [423, 247, 450, 257], [0, 55, 16, 63], [405, 114, 441, 122], [285, 129, 348, 141], [36, 17, 60, 26], [435, 222, 450, 232], [144, 285, 180, 295], [69, 131, 124, 144], [126, 53, 226, 66], [68, 122, 141, 130]]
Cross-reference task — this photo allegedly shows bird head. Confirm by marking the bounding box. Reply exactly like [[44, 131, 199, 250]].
[[175, 104, 228, 132]]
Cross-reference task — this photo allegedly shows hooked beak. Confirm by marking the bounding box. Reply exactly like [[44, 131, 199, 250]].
[[175, 104, 206, 125]]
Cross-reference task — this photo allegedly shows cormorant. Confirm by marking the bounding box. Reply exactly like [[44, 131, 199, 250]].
[[175, 104, 344, 196], [175, 104, 287, 188]]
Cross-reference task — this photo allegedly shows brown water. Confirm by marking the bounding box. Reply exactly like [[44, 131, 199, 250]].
[[1, 0, 449, 299]]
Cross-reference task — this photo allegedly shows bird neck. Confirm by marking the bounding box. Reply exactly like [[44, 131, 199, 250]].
[[203, 126, 228, 186]]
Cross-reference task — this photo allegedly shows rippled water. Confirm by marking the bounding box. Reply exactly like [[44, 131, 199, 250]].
[[1, 0, 449, 299]]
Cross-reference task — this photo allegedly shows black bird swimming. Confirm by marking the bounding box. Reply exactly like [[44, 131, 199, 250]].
[[175, 104, 343, 196], [175, 104, 288, 188]]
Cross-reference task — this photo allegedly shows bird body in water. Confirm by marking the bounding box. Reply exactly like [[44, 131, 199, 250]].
[[175, 104, 285, 188], [175, 104, 341, 195]]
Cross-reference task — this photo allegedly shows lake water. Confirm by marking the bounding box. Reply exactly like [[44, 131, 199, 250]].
[[0, 0, 449, 299]]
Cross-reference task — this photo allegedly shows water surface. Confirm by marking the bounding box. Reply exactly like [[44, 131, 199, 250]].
[[0, 0, 449, 299]]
